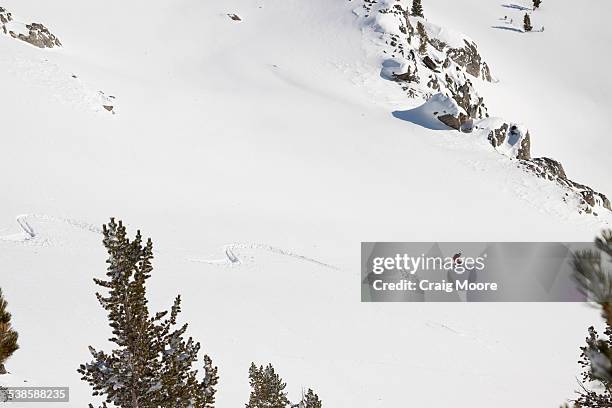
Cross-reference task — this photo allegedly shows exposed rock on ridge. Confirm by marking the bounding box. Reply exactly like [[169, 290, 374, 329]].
[[484, 119, 610, 214], [371, 2, 492, 119], [359, 0, 610, 216], [0, 7, 61, 49]]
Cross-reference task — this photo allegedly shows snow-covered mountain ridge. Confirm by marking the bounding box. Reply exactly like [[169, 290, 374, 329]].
[[358, 0, 611, 215]]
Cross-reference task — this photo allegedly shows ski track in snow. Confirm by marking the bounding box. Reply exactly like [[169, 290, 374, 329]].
[[424, 320, 506, 353], [189, 243, 340, 270], [0, 214, 339, 270]]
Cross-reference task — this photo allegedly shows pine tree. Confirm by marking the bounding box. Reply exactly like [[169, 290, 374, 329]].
[[416, 22, 428, 54], [246, 363, 290, 408], [78, 218, 218, 408], [573, 230, 612, 326], [0, 288, 19, 375], [533, 0, 542, 9], [299, 389, 322, 408], [571, 230, 612, 405], [411, 0, 424, 18], [523, 13, 533, 32]]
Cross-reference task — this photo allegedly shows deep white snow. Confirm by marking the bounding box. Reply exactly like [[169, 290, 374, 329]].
[[1, 0, 611, 406]]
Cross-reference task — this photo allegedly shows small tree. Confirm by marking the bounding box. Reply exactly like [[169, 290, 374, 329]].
[[533, 0, 542, 9], [0, 288, 19, 375], [411, 0, 424, 18], [416, 22, 428, 54], [246, 363, 290, 408], [523, 13, 533, 32], [299, 389, 322, 408], [78, 218, 218, 408]]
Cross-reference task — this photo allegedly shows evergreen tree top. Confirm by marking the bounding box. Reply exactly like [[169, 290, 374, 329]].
[[79, 219, 218, 408], [523, 13, 533, 31], [246, 363, 290, 408], [301, 389, 322, 408]]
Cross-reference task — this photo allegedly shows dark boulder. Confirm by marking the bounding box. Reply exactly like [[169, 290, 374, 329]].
[[422, 56, 438, 72], [392, 67, 418, 83], [438, 114, 460, 130], [437, 112, 471, 132]]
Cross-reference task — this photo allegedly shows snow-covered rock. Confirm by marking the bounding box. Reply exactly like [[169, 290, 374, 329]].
[[360, 0, 491, 118], [479, 118, 531, 160], [475, 118, 610, 214], [523, 158, 611, 214], [362, 0, 610, 215]]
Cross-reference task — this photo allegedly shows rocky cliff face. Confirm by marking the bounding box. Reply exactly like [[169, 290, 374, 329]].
[[368, 2, 492, 119], [445, 108, 610, 215], [0, 7, 61, 49], [478, 117, 609, 215], [486, 121, 610, 214], [359, 0, 610, 216], [523, 158, 611, 215], [485, 121, 531, 161]]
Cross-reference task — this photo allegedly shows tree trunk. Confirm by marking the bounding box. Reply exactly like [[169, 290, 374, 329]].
[[604, 303, 612, 328], [0, 364, 7, 375]]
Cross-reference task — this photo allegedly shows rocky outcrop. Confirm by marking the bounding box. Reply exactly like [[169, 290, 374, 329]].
[[484, 122, 609, 214], [524, 157, 567, 181], [523, 158, 611, 214], [448, 79, 488, 119], [392, 67, 418, 83], [422, 56, 438, 72], [0, 7, 61, 49], [16, 23, 61, 48], [478, 120, 608, 214], [363, 1, 610, 216], [447, 40, 492, 81], [438, 112, 472, 132], [487, 122, 531, 160], [372, 3, 493, 120], [0, 7, 12, 30], [437, 114, 461, 130]]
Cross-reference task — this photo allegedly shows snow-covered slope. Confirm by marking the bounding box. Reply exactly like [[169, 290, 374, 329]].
[[359, 0, 611, 216], [0, 0, 610, 406], [424, 0, 612, 197]]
